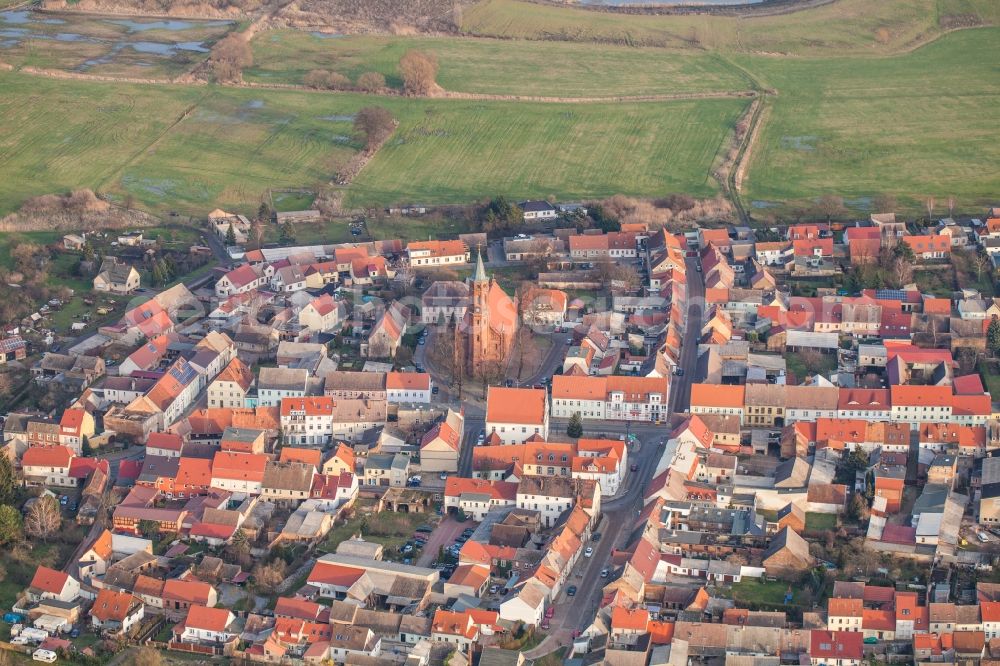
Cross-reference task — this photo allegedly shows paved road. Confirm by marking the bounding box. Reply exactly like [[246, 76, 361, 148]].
[[528, 257, 705, 651]]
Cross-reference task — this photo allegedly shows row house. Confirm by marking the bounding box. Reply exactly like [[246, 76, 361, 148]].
[[407, 239, 469, 267], [207, 357, 254, 409], [279, 396, 385, 446], [568, 232, 638, 261], [551, 375, 668, 422], [485, 387, 549, 445], [386, 372, 432, 403], [515, 475, 600, 528], [443, 478, 517, 521]]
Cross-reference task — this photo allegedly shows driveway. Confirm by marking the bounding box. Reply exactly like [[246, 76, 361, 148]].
[[416, 516, 470, 567]]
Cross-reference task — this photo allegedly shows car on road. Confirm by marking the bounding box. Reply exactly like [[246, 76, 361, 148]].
[[600, 567, 610, 578], [566, 337, 573, 345], [59, 496, 68, 506], [439, 473, 448, 480], [673, 367, 685, 376], [630, 464, 638, 472], [566, 585, 577, 597], [489, 584, 500, 595], [592, 532, 601, 542], [476, 430, 486, 445], [695, 264, 702, 272], [584, 547, 593, 558], [432, 386, 439, 394]]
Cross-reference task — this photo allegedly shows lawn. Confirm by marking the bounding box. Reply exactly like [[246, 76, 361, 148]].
[[979, 360, 1000, 402], [785, 350, 838, 381], [806, 512, 839, 531], [461, 0, 999, 55], [740, 28, 1000, 215], [247, 31, 748, 97], [729, 578, 802, 607], [317, 506, 433, 561], [365, 213, 472, 244]]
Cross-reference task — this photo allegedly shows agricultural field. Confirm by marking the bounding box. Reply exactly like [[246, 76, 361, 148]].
[[247, 31, 751, 97], [347, 97, 745, 208], [741, 28, 1000, 214], [0, 10, 234, 79], [0, 69, 746, 217], [460, 0, 1000, 55]]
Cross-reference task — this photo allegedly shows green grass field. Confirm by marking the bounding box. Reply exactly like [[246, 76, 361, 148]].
[[0, 70, 744, 216], [741, 28, 1000, 214], [348, 97, 744, 207], [461, 0, 1000, 54], [247, 31, 750, 96]]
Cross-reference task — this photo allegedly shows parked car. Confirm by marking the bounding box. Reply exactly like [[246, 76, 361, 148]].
[[584, 546, 593, 557], [630, 464, 638, 472], [476, 430, 486, 445], [592, 532, 601, 543], [566, 586, 577, 597], [489, 584, 500, 595], [545, 607, 554, 619], [600, 568, 610, 578], [415, 525, 434, 533]]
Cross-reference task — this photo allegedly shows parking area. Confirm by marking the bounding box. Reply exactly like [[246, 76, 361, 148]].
[[415, 516, 471, 567]]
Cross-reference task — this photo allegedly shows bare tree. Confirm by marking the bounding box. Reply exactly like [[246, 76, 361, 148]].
[[25, 496, 61, 542], [209, 34, 253, 83], [815, 194, 846, 222], [947, 195, 956, 218], [872, 193, 897, 214], [891, 256, 914, 289], [354, 107, 396, 152], [972, 251, 989, 281], [252, 560, 286, 595], [925, 196, 936, 222], [399, 50, 439, 95], [357, 72, 386, 92], [133, 647, 163, 666]]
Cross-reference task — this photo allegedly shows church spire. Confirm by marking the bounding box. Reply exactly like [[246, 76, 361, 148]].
[[472, 247, 488, 283]]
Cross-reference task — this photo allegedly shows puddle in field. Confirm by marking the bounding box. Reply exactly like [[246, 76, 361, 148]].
[[331, 135, 351, 143], [0, 10, 66, 25], [311, 31, 344, 39], [751, 200, 782, 209], [107, 18, 231, 32], [780, 135, 818, 151], [844, 196, 873, 211], [319, 114, 355, 122], [245, 100, 265, 109]]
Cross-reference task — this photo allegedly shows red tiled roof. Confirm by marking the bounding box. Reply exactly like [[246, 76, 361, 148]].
[[30, 566, 70, 594], [91, 588, 138, 622], [181, 604, 230, 632], [23, 445, 73, 469]]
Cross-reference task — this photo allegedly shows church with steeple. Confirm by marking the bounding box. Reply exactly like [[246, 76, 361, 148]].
[[460, 250, 518, 377]]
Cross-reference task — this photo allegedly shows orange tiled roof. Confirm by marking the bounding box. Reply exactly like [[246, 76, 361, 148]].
[[486, 387, 546, 425]]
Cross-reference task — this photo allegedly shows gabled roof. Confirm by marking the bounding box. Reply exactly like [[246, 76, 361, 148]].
[[91, 588, 139, 622], [30, 566, 71, 595], [180, 604, 231, 633], [23, 445, 74, 469], [487, 387, 546, 426]]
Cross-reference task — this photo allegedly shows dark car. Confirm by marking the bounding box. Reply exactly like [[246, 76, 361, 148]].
[[416, 525, 434, 533], [630, 464, 638, 472], [432, 386, 440, 394], [566, 586, 577, 597], [592, 532, 601, 543]]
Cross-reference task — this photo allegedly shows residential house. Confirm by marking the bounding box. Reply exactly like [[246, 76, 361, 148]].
[[93, 257, 140, 294], [257, 367, 309, 407], [407, 240, 469, 268], [90, 588, 144, 636], [207, 357, 254, 409], [173, 605, 237, 649], [486, 387, 549, 444], [27, 566, 80, 603], [420, 410, 464, 474], [386, 372, 432, 403]]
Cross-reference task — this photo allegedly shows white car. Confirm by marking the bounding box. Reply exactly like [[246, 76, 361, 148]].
[[584, 546, 593, 558]]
